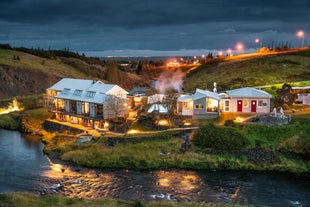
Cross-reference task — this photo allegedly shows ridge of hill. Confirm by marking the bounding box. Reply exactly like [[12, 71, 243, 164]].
[[184, 48, 310, 92], [0, 48, 145, 99]]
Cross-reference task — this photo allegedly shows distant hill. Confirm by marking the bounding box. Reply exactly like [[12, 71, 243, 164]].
[[0, 48, 146, 99], [184, 48, 310, 92]]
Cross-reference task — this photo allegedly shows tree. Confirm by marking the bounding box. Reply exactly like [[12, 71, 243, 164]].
[[103, 95, 129, 132], [106, 62, 120, 84], [162, 89, 178, 126]]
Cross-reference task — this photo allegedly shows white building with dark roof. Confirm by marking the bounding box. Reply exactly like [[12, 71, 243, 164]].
[[46, 78, 128, 129]]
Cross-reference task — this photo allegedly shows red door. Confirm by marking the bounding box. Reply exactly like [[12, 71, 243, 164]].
[[237, 100, 242, 112], [251, 100, 257, 112]]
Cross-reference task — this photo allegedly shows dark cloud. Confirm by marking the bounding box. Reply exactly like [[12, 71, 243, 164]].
[[0, 0, 309, 56]]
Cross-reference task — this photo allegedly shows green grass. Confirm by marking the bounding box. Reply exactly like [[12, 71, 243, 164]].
[[184, 49, 310, 92], [24, 107, 52, 126], [18, 107, 310, 173], [0, 48, 92, 78], [0, 112, 21, 130], [0, 193, 246, 207]]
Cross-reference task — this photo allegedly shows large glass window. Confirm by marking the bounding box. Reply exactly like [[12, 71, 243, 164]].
[[183, 101, 193, 110], [207, 98, 218, 112]]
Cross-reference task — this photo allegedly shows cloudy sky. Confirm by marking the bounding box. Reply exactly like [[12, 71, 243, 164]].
[[0, 0, 309, 56]]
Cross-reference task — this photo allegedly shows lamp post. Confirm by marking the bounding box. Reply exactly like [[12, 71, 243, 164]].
[[255, 38, 262, 48], [235, 43, 244, 54], [297, 30, 305, 48]]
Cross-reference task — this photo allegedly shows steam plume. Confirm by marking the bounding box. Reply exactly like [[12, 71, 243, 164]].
[[155, 69, 184, 94]]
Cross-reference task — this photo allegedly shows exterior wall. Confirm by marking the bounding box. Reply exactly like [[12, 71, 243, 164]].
[[177, 101, 193, 116], [229, 97, 270, 113], [90, 103, 96, 117], [108, 85, 128, 99], [193, 97, 207, 116], [193, 97, 219, 119], [76, 101, 82, 114], [65, 100, 70, 113]]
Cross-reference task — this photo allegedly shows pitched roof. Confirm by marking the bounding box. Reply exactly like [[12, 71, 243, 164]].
[[128, 87, 150, 96], [226, 87, 271, 98], [178, 88, 220, 101], [51, 78, 127, 104], [47, 78, 96, 91]]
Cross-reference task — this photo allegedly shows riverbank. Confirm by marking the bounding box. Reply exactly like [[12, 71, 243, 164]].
[[1, 107, 309, 174], [0, 193, 246, 207]]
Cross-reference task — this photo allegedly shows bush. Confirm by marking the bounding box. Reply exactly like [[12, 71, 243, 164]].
[[278, 135, 310, 158], [192, 123, 249, 150]]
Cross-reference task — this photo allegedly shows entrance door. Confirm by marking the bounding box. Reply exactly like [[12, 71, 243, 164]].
[[251, 100, 257, 112], [237, 100, 242, 112]]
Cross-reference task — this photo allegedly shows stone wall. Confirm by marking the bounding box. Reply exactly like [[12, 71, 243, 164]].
[[43, 120, 84, 134]]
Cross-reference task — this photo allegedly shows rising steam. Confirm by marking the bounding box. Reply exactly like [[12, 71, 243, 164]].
[[155, 69, 185, 94]]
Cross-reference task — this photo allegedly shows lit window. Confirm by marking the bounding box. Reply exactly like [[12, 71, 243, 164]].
[[243, 100, 248, 107]]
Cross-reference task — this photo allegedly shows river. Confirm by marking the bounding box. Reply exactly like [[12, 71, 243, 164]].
[[0, 129, 309, 206]]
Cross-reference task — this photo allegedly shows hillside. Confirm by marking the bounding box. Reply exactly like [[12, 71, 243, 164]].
[[0, 48, 145, 99], [184, 48, 310, 92]]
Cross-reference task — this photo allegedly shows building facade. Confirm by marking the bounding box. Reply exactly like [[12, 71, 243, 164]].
[[46, 78, 128, 129], [219, 87, 272, 113], [177, 89, 220, 119]]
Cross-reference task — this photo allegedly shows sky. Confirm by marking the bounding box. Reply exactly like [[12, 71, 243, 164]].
[[0, 0, 310, 57]]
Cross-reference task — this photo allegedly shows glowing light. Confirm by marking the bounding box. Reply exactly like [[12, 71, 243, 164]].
[[104, 122, 109, 129], [236, 43, 244, 51], [158, 119, 169, 126], [0, 98, 23, 115], [297, 30, 305, 48], [297, 30, 304, 38], [158, 178, 170, 187], [127, 129, 139, 134], [183, 121, 192, 126], [255, 38, 260, 43], [235, 117, 244, 122], [166, 58, 180, 67], [218, 51, 223, 56]]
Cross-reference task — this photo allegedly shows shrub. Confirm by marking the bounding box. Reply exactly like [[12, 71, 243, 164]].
[[278, 135, 310, 158], [192, 123, 249, 150]]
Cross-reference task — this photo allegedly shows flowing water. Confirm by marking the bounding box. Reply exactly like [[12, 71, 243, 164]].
[[0, 129, 309, 206]]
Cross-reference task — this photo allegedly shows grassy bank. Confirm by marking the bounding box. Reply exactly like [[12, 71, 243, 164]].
[[3, 107, 308, 174], [0, 193, 245, 207], [43, 113, 310, 173], [184, 49, 310, 92]]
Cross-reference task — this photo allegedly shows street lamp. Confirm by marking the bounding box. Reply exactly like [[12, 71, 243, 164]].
[[227, 48, 232, 56], [235, 43, 244, 54], [297, 30, 305, 48], [255, 38, 262, 48]]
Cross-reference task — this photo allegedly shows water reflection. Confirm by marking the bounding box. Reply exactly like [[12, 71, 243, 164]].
[[0, 129, 309, 206]]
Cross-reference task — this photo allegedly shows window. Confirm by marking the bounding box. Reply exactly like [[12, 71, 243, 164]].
[[207, 98, 218, 112], [243, 100, 249, 107], [183, 101, 193, 110], [195, 104, 204, 109], [258, 100, 263, 107], [73, 89, 83, 96], [86, 91, 96, 98], [62, 88, 71, 94], [225, 100, 229, 111]]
